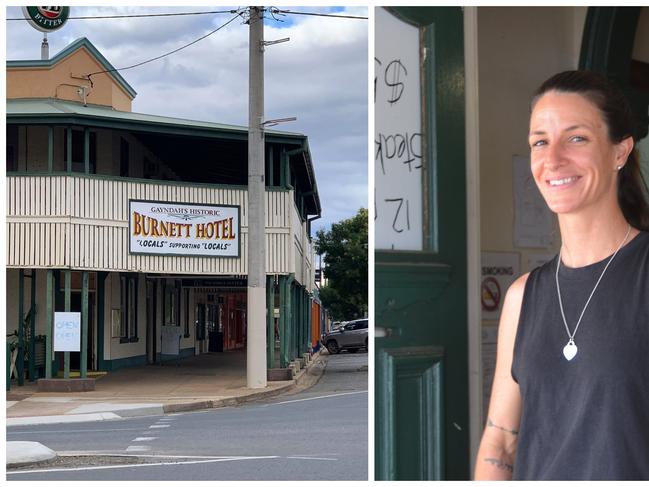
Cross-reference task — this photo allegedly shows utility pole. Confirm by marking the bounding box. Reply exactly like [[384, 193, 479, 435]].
[[247, 6, 267, 389]]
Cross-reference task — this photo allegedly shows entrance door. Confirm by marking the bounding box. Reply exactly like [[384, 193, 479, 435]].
[[69, 292, 94, 371], [375, 7, 468, 480]]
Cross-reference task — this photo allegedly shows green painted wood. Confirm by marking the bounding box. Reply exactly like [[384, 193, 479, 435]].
[[296, 287, 302, 356], [268, 147, 274, 186], [375, 6, 468, 481], [64, 270, 71, 379], [66, 127, 72, 173], [96, 272, 107, 371], [48, 126, 53, 173], [45, 270, 53, 379], [279, 276, 287, 367], [579, 7, 648, 140], [28, 272, 36, 382], [6, 114, 305, 146], [17, 269, 25, 386], [81, 271, 89, 378], [306, 291, 311, 352], [579, 7, 641, 79], [377, 346, 445, 480], [52, 270, 61, 376], [84, 127, 90, 174], [266, 276, 275, 369], [291, 284, 297, 360]]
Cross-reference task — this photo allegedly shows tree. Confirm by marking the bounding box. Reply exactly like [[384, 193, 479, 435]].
[[315, 208, 368, 321]]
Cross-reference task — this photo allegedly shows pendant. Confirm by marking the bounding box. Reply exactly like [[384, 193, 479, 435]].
[[563, 339, 578, 361]]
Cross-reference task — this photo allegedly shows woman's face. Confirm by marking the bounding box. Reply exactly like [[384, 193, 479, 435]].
[[528, 91, 631, 216]]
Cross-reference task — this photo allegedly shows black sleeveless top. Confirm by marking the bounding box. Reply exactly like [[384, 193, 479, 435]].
[[512, 231, 649, 480]]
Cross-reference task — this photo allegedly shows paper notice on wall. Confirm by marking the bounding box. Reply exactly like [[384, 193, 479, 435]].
[[54, 312, 81, 352], [161, 325, 181, 355], [513, 154, 554, 248], [482, 325, 499, 424], [481, 252, 520, 321]]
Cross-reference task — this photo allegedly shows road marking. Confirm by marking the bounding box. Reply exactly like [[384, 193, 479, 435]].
[[271, 390, 368, 405], [126, 446, 151, 452], [7, 456, 282, 475], [8, 427, 143, 435], [132, 437, 157, 442], [149, 425, 170, 429], [286, 456, 338, 461]]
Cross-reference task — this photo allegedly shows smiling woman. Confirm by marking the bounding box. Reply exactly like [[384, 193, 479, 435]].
[[475, 71, 649, 481]]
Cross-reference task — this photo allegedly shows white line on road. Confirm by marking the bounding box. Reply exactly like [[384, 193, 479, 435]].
[[7, 456, 282, 475], [126, 446, 151, 452], [132, 437, 158, 442], [149, 425, 170, 429], [286, 456, 338, 461], [8, 427, 144, 435], [270, 390, 368, 406]]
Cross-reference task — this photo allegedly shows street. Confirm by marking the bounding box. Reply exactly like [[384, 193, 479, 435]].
[[6, 351, 368, 481]]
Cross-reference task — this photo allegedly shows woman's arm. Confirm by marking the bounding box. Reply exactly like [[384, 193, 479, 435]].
[[474, 273, 528, 480]]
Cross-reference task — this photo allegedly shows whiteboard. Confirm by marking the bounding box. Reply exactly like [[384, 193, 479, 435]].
[[375, 8, 423, 251]]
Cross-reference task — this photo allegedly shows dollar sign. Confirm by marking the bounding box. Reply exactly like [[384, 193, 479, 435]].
[[385, 60, 407, 105]]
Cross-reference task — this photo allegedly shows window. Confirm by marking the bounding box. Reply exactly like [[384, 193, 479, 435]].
[[164, 280, 181, 326], [120, 274, 138, 342], [63, 128, 97, 173]]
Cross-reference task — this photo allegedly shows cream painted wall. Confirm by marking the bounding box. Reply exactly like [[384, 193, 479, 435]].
[[478, 7, 587, 272], [107, 273, 147, 361], [7, 47, 132, 111]]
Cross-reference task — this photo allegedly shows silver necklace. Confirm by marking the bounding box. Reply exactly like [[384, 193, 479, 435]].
[[555, 224, 631, 361]]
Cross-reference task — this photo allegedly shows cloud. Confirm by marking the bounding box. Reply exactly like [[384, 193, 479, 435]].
[[6, 5, 368, 234]]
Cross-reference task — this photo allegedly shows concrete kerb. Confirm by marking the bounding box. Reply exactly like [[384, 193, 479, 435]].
[[7, 442, 57, 468], [162, 350, 326, 414], [6, 350, 327, 424]]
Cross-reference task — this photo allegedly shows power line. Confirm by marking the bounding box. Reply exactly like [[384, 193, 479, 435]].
[[7, 8, 368, 22], [7, 9, 237, 21], [86, 12, 243, 81], [272, 9, 368, 20]]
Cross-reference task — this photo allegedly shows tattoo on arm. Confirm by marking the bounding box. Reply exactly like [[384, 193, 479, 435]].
[[487, 417, 519, 436], [484, 457, 514, 473]]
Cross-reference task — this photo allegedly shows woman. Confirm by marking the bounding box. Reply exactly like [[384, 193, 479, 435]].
[[475, 70, 649, 480]]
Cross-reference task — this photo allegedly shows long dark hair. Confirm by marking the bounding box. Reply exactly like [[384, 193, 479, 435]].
[[531, 70, 649, 231]]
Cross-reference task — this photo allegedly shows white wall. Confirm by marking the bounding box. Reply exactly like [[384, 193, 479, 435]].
[[106, 273, 146, 361]]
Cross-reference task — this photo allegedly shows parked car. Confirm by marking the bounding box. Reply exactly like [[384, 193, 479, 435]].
[[322, 318, 368, 354]]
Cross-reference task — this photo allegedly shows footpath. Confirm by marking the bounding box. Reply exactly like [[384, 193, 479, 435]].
[[6, 350, 327, 467]]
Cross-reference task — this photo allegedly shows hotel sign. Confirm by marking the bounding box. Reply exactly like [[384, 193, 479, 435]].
[[129, 200, 240, 257]]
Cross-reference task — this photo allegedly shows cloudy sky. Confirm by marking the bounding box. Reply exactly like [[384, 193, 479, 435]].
[[5, 5, 368, 235]]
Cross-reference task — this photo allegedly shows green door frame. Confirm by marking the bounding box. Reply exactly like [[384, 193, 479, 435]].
[[579, 7, 649, 140], [375, 7, 468, 481]]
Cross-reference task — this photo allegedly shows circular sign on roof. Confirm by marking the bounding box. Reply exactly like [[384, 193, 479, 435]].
[[22, 6, 70, 33]]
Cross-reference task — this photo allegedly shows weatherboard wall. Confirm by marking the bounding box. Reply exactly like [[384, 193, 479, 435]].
[[7, 174, 314, 287]]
